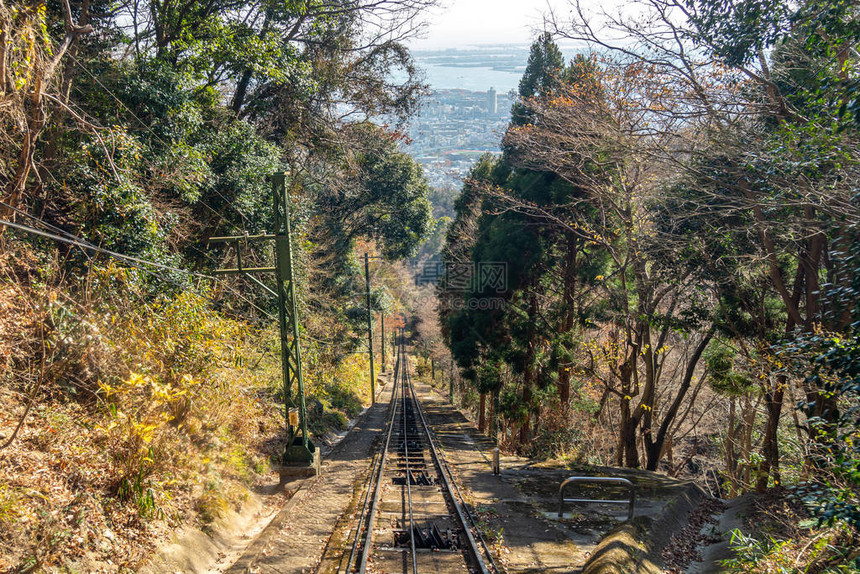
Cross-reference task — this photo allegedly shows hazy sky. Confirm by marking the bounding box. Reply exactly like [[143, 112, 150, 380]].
[[410, 0, 569, 49]]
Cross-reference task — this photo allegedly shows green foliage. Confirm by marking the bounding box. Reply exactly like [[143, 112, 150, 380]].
[[477, 359, 503, 394], [722, 527, 860, 572], [788, 327, 860, 528], [685, 0, 792, 66], [319, 123, 432, 260], [512, 32, 565, 125], [196, 119, 283, 232], [117, 465, 165, 520], [358, 148, 433, 259], [705, 341, 758, 395]]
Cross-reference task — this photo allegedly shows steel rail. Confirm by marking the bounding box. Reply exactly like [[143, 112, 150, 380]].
[[351, 339, 401, 574], [419, 381, 500, 574], [404, 358, 497, 574], [343, 346, 398, 571], [347, 335, 496, 574]]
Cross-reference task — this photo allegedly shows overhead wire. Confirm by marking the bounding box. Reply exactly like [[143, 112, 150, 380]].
[[0, 211, 277, 321], [1, 216, 207, 278], [1, 200, 99, 251], [0, 204, 374, 347]]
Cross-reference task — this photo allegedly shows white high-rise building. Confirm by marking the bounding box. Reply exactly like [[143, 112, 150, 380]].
[[487, 87, 497, 114]]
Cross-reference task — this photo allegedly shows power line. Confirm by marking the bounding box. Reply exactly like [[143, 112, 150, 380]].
[[2, 209, 367, 349], [3, 194, 274, 319], [1, 200, 98, 250], [1, 217, 206, 278], [0, 214, 277, 321]]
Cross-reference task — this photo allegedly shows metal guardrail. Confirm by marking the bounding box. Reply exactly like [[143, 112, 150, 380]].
[[558, 477, 636, 520]]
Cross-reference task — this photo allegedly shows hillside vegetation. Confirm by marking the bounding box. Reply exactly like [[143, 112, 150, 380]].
[[425, 3, 860, 572], [0, 0, 434, 569]]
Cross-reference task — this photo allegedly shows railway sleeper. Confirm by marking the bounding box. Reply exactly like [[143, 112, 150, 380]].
[[394, 524, 460, 551], [397, 453, 426, 461]]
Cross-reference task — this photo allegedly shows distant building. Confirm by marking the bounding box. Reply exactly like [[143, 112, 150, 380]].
[[406, 87, 511, 189], [487, 87, 497, 115]]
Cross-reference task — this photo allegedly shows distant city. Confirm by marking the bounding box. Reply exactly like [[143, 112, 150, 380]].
[[409, 88, 513, 189], [406, 46, 527, 190]]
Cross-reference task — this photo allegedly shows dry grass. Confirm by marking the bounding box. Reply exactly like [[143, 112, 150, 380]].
[[0, 239, 377, 571], [0, 246, 284, 572]]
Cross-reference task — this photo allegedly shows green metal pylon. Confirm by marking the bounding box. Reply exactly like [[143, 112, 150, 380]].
[[272, 173, 315, 465], [210, 173, 315, 469]]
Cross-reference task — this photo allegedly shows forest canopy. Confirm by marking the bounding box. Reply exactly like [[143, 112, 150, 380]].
[[439, 0, 860, 547]]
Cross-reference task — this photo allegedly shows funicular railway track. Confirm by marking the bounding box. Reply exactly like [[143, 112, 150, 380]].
[[329, 334, 498, 574]]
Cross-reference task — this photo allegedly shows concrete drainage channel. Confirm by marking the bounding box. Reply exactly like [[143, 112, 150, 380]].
[[496, 468, 712, 573], [575, 483, 708, 574]]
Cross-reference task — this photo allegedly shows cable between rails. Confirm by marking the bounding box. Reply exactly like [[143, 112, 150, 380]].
[[402, 350, 418, 574]]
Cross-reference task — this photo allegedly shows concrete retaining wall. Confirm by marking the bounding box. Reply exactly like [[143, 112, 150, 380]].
[[581, 482, 708, 574]]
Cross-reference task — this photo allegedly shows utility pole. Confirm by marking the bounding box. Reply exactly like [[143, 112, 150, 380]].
[[381, 312, 386, 372], [492, 388, 501, 475], [210, 173, 317, 472], [449, 359, 454, 403], [364, 252, 376, 403]]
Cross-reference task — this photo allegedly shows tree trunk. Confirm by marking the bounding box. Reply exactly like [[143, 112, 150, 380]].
[[756, 378, 784, 492], [478, 391, 486, 433], [519, 294, 538, 445], [645, 330, 714, 471], [1, 0, 92, 219], [557, 234, 579, 410], [622, 416, 640, 468], [724, 397, 739, 496], [231, 11, 272, 114], [519, 381, 532, 444], [741, 395, 756, 491], [616, 356, 635, 466]]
